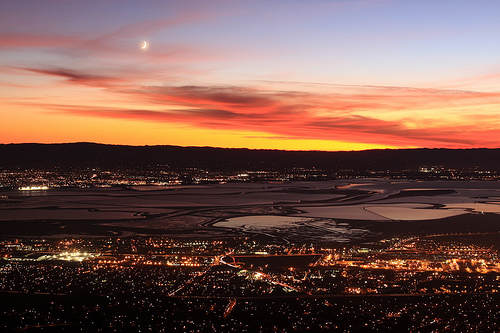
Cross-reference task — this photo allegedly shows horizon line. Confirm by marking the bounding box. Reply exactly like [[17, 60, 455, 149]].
[[2, 141, 499, 153]]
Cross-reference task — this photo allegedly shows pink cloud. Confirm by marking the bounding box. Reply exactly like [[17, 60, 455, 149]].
[[21, 65, 500, 149], [20, 67, 128, 87]]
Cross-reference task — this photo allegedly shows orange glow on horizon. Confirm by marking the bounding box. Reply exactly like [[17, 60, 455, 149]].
[[1, 102, 391, 152], [3, 75, 500, 151]]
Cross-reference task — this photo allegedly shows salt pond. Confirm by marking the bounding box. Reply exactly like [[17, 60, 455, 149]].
[[444, 202, 500, 214], [296, 203, 470, 221], [213, 215, 369, 242], [364, 204, 467, 221], [295, 206, 389, 220], [2, 179, 500, 238], [214, 215, 313, 230], [0, 209, 136, 221]]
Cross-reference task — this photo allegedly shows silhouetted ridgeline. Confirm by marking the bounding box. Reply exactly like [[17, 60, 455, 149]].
[[1, 143, 500, 172]]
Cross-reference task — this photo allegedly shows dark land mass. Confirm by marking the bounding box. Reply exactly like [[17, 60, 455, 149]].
[[2, 142, 500, 172], [349, 213, 500, 249], [385, 189, 457, 199]]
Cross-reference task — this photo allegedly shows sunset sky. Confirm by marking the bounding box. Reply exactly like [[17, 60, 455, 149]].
[[2, 0, 500, 151]]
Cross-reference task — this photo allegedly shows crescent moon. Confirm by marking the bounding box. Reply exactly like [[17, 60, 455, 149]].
[[141, 41, 147, 49]]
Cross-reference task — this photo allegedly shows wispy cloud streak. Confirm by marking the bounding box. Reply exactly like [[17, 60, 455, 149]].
[[27, 64, 500, 149]]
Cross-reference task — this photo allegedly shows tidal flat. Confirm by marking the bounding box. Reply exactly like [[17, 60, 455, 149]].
[[1, 179, 499, 243]]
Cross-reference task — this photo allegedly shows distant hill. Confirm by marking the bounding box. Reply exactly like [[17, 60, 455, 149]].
[[1, 143, 500, 172]]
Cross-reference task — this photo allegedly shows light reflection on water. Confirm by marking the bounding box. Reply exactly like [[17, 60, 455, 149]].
[[15, 189, 49, 197]]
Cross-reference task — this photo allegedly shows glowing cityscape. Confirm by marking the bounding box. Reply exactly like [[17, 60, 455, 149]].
[[2, 0, 500, 331]]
